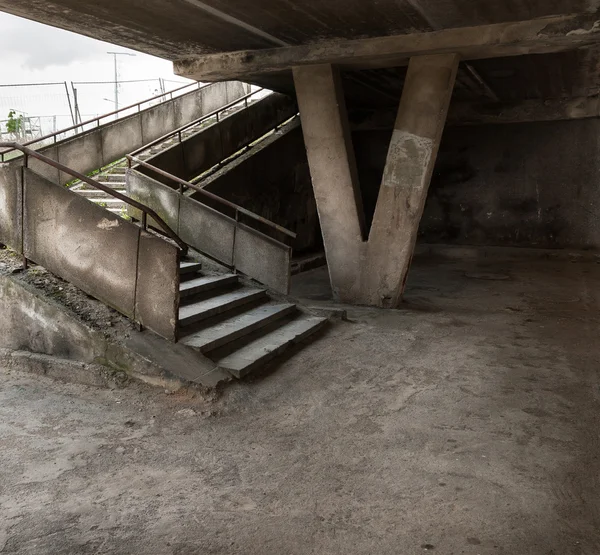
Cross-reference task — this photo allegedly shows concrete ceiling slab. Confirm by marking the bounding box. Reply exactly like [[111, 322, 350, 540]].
[[1, 0, 598, 111]]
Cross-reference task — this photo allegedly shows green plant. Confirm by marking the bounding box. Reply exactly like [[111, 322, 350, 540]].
[[6, 110, 24, 136]]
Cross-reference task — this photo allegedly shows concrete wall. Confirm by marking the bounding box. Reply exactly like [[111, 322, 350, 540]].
[[138, 92, 297, 185], [18, 81, 247, 186], [353, 118, 600, 250], [127, 169, 292, 293], [197, 120, 321, 253], [0, 275, 220, 390], [0, 166, 180, 340]]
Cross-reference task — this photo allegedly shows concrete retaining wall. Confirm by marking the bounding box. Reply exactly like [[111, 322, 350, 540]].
[[13, 81, 247, 186], [0, 275, 222, 390], [138, 92, 297, 185]]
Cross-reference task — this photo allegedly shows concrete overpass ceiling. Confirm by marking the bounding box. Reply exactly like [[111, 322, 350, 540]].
[[0, 0, 598, 110], [0, 0, 596, 57]]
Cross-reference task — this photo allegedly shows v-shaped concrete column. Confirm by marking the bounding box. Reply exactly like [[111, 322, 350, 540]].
[[294, 54, 458, 307]]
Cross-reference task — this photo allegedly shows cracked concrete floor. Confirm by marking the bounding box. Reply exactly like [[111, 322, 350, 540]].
[[1, 255, 600, 554]]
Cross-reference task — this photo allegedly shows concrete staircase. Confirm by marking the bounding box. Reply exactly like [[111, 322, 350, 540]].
[[68, 94, 264, 216], [177, 260, 327, 378], [70, 163, 129, 215]]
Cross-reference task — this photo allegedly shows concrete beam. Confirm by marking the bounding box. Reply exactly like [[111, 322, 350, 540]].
[[350, 96, 600, 129], [364, 54, 459, 308], [448, 96, 600, 126], [293, 64, 366, 302], [175, 13, 600, 81]]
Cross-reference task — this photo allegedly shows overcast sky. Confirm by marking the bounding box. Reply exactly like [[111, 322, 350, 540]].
[[0, 12, 191, 127]]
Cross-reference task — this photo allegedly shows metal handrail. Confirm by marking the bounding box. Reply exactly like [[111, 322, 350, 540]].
[[190, 113, 299, 186], [0, 80, 209, 161], [1, 142, 188, 255], [128, 88, 267, 159], [127, 154, 296, 241]]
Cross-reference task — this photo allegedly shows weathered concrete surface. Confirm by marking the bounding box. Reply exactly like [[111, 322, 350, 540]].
[[135, 232, 180, 342], [12, 168, 179, 340], [421, 118, 600, 249], [23, 168, 140, 318], [296, 56, 458, 308], [138, 93, 297, 185], [128, 169, 292, 293], [0, 274, 219, 390], [353, 118, 600, 250], [175, 13, 600, 81], [178, 194, 237, 266], [233, 224, 291, 294], [294, 64, 366, 302], [364, 53, 459, 308], [127, 169, 181, 231], [2, 255, 600, 553], [0, 163, 22, 253], [198, 120, 320, 253]]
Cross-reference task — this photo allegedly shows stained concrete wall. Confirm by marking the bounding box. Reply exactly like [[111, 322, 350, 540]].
[[353, 118, 600, 250], [16, 81, 247, 186], [196, 120, 321, 253], [138, 92, 297, 185], [0, 167, 180, 340], [127, 169, 292, 293], [0, 275, 221, 390]]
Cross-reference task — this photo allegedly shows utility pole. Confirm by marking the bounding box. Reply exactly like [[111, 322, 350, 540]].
[[106, 51, 136, 114]]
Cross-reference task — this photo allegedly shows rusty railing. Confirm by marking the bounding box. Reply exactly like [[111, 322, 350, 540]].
[[0, 80, 209, 162], [1, 142, 188, 255], [128, 88, 268, 160], [126, 155, 296, 243], [190, 113, 299, 185]]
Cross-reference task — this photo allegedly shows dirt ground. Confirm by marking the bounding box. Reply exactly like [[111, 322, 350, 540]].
[[1, 254, 600, 554]]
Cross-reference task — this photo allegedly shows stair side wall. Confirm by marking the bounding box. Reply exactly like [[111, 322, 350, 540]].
[[136, 93, 297, 186], [0, 166, 179, 341], [16, 81, 247, 186], [197, 122, 321, 253]]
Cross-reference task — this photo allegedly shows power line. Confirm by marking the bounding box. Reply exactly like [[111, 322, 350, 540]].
[[72, 78, 162, 85], [0, 82, 66, 88]]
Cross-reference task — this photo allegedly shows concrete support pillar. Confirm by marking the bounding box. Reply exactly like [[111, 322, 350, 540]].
[[294, 55, 458, 308], [293, 64, 366, 301], [364, 54, 459, 307]]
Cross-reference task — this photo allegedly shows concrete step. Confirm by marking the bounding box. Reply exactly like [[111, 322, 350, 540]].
[[179, 261, 203, 277], [77, 189, 125, 198], [215, 315, 328, 378], [178, 288, 267, 327], [87, 198, 127, 206], [101, 173, 127, 182], [98, 181, 127, 188], [180, 274, 238, 299], [182, 302, 297, 353]]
